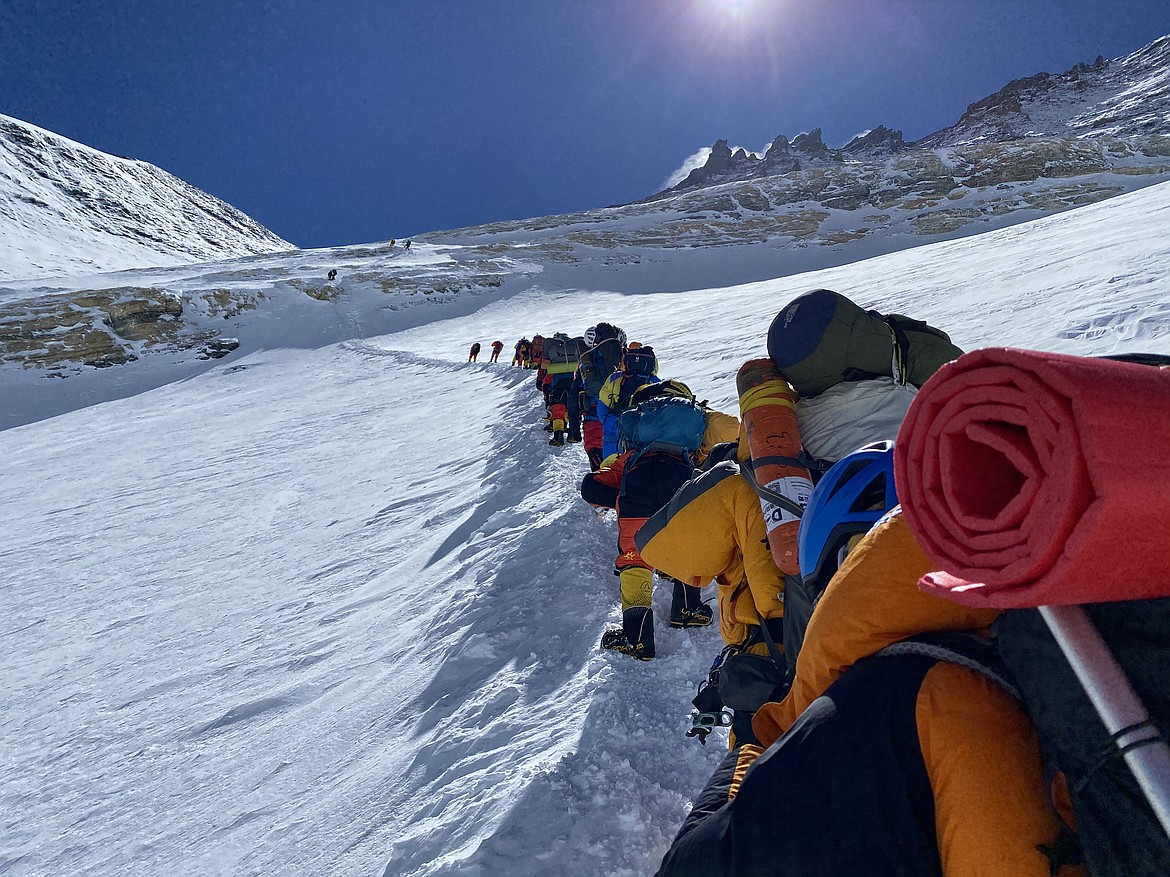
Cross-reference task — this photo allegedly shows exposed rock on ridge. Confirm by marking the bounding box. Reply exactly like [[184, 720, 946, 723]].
[[649, 34, 1170, 202]]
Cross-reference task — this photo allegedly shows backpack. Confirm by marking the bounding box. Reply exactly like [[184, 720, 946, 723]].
[[614, 373, 658, 414], [543, 335, 578, 365], [580, 337, 624, 398], [623, 346, 657, 378], [996, 603, 1170, 877], [628, 379, 693, 406], [767, 289, 962, 398], [617, 396, 708, 457]]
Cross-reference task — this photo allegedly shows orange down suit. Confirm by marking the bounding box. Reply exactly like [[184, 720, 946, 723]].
[[653, 509, 1082, 877]]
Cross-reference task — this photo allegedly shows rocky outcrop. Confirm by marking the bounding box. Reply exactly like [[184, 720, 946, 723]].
[[842, 126, 907, 156], [791, 128, 831, 160], [666, 128, 847, 196], [0, 286, 255, 374], [919, 36, 1167, 146], [648, 33, 1170, 206]]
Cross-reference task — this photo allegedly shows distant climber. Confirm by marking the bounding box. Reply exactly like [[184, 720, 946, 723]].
[[404, 240, 412, 250], [489, 340, 504, 363], [327, 269, 338, 281], [574, 323, 627, 470], [389, 239, 396, 247], [513, 338, 530, 367], [469, 342, 481, 362], [541, 333, 582, 446]]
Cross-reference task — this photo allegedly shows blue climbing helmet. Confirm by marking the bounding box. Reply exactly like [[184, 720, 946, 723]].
[[797, 440, 899, 589]]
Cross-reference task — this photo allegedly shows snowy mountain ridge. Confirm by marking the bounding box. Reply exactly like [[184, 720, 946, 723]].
[[657, 33, 1170, 194], [922, 33, 1170, 145], [0, 113, 293, 282]]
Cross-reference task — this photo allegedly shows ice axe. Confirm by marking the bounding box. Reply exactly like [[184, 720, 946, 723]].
[[1036, 603, 1170, 840]]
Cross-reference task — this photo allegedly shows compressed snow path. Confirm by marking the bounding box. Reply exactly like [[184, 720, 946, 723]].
[[1, 345, 721, 877], [2, 180, 1170, 876]]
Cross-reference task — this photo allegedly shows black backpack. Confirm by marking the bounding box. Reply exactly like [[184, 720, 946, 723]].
[[579, 337, 624, 398], [996, 603, 1170, 877], [623, 346, 656, 377], [593, 322, 622, 345]]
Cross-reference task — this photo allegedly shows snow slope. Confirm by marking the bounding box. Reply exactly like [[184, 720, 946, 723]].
[[0, 113, 293, 282], [2, 181, 1170, 877]]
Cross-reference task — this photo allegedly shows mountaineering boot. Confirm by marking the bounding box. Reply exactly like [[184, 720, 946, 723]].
[[668, 577, 714, 629], [567, 429, 582, 443], [600, 627, 637, 657], [601, 607, 656, 660], [624, 606, 656, 658], [549, 430, 565, 447]]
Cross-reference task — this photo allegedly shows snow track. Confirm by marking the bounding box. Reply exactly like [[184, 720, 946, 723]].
[[345, 341, 726, 877]]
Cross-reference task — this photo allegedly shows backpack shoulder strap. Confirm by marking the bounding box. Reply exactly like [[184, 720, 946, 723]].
[[875, 633, 1021, 700], [739, 457, 806, 520]]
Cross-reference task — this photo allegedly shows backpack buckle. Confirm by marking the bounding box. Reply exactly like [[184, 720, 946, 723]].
[[686, 708, 733, 745]]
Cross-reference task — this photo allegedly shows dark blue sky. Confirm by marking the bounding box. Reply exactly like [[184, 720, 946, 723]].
[[2, 1, 1169, 248]]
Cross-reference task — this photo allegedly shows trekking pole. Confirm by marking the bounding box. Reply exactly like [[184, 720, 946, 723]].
[[1040, 604, 1170, 841]]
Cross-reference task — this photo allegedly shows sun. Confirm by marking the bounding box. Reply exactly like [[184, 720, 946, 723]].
[[697, 0, 782, 33], [684, 0, 792, 67], [707, 0, 762, 19]]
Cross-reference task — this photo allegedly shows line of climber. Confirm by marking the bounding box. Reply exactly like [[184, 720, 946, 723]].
[[502, 289, 1170, 877]]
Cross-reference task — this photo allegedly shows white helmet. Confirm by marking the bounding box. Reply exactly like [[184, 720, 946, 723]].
[[584, 325, 597, 347]]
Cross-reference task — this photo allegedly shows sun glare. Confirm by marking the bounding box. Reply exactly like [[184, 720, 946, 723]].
[[709, 0, 761, 20], [684, 0, 794, 75]]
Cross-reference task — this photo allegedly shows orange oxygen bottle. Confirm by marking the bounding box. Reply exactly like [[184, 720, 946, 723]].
[[736, 358, 813, 576]]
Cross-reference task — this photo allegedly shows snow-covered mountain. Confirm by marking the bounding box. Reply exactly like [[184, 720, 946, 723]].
[[921, 34, 1170, 145], [644, 34, 1170, 236], [2, 171, 1168, 877], [0, 113, 293, 282]]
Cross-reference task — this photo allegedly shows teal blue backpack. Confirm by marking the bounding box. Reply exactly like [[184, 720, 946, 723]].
[[617, 395, 707, 458]]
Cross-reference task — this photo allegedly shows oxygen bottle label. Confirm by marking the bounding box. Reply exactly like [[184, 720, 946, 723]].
[[761, 476, 813, 531]]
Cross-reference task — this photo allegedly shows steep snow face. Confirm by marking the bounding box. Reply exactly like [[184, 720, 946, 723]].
[[921, 34, 1170, 145], [0, 114, 294, 283]]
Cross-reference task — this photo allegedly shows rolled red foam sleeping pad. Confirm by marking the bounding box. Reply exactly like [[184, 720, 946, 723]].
[[894, 347, 1170, 608]]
